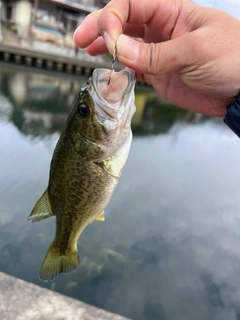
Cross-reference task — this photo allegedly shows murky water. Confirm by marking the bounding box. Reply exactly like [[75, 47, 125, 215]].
[[0, 62, 240, 320]]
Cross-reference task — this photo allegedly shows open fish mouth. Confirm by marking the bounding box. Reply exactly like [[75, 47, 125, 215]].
[[90, 68, 135, 121]]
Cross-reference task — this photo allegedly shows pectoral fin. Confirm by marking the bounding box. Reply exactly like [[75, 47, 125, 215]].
[[28, 189, 54, 223], [95, 160, 120, 180], [96, 211, 105, 222]]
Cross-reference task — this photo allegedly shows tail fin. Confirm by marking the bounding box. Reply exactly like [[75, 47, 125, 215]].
[[39, 243, 80, 282]]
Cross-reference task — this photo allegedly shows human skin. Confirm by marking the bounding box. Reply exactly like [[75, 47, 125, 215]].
[[74, 0, 240, 117]]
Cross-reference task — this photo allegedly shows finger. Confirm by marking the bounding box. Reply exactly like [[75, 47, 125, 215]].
[[98, 0, 178, 53], [86, 37, 108, 56], [85, 22, 146, 56], [116, 32, 200, 75], [74, 10, 102, 48], [75, 20, 145, 55], [124, 24, 146, 39]]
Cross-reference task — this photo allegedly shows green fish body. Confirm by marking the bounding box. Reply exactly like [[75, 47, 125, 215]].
[[28, 68, 136, 281]]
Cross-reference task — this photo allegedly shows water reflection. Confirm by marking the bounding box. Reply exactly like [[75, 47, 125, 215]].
[[0, 62, 240, 320], [0, 62, 216, 139]]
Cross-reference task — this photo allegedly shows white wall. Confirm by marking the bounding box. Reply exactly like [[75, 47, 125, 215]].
[[14, 0, 32, 27]]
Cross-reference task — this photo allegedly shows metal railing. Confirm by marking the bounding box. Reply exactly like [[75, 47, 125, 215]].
[[0, 20, 122, 68], [49, 0, 99, 13]]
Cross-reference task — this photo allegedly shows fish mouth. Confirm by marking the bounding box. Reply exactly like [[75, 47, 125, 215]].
[[90, 68, 135, 122]]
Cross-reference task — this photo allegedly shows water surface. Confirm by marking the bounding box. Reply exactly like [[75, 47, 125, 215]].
[[0, 63, 240, 320]]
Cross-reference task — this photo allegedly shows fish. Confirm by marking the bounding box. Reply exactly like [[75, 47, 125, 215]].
[[28, 68, 136, 281]]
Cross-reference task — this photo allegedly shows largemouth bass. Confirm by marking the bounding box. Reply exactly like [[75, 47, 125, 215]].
[[28, 68, 136, 281]]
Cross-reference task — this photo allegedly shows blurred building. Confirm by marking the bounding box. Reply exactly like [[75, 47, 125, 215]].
[[0, 0, 109, 47]]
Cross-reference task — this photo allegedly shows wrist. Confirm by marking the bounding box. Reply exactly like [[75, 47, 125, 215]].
[[224, 93, 240, 138]]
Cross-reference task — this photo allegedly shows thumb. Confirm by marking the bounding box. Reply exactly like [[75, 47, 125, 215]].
[[116, 34, 197, 75]]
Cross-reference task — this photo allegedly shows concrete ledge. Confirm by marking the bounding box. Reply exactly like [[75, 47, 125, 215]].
[[0, 272, 130, 320], [0, 42, 105, 66]]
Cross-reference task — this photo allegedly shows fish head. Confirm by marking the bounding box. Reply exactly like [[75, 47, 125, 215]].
[[68, 68, 136, 160]]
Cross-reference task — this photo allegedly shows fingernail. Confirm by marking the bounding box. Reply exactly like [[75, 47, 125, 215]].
[[117, 35, 139, 61], [103, 32, 115, 55], [73, 25, 81, 42]]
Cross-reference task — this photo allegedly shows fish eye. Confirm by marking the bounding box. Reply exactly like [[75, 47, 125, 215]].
[[77, 103, 90, 118]]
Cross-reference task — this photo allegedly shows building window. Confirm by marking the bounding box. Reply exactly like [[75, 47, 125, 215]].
[[6, 5, 12, 21]]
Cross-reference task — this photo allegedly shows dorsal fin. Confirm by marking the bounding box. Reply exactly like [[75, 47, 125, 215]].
[[28, 189, 54, 223]]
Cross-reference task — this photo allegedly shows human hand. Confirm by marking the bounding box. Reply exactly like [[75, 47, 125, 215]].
[[74, 0, 240, 117]]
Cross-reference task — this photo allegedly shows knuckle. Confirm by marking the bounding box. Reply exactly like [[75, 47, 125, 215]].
[[144, 43, 161, 74]]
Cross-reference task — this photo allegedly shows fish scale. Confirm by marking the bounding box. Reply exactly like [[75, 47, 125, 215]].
[[28, 68, 136, 281]]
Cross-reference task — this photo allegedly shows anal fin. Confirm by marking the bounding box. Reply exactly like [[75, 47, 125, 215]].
[[28, 189, 54, 223]]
